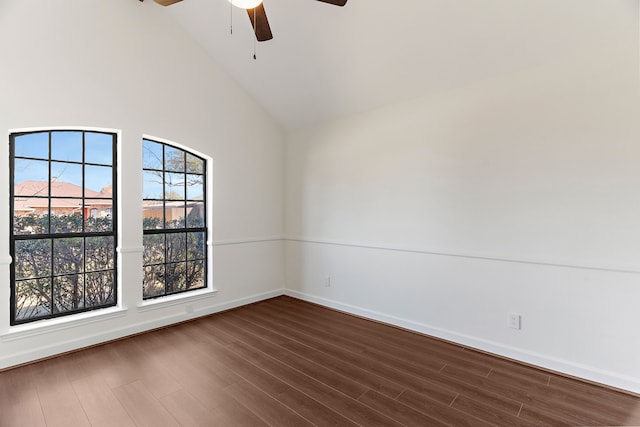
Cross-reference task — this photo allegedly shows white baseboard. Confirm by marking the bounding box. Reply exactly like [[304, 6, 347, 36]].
[[284, 289, 640, 395], [193, 289, 285, 317], [0, 289, 285, 370]]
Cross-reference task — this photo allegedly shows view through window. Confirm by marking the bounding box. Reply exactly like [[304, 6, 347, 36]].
[[9, 130, 117, 325], [142, 139, 207, 299]]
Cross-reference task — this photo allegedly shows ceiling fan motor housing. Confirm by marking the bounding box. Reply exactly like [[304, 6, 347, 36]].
[[148, 0, 347, 42]]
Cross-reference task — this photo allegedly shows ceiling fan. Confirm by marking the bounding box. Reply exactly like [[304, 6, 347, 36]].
[[149, 0, 348, 42]]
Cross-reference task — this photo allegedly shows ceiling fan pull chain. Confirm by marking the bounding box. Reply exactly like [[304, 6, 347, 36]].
[[253, 7, 257, 60], [230, 0, 233, 35]]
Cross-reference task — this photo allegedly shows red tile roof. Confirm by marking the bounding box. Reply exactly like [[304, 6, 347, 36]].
[[14, 181, 111, 212]]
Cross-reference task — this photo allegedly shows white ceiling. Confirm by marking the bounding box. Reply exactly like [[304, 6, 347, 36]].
[[158, 0, 636, 129]]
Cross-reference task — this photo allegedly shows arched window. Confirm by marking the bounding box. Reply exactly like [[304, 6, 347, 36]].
[[142, 139, 207, 299], [10, 130, 117, 325]]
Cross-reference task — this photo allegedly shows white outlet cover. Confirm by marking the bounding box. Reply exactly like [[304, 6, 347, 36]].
[[508, 313, 521, 330]]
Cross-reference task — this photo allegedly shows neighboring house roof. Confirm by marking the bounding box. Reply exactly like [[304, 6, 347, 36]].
[[14, 181, 112, 212], [143, 195, 203, 210], [143, 200, 203, 209]]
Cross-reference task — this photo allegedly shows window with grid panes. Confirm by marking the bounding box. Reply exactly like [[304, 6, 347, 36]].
[[142, 139, 207, 299], [9, 130, 117, 325]]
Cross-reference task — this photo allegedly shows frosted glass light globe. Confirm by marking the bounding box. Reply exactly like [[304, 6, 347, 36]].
[[229, 0, 263, 9]]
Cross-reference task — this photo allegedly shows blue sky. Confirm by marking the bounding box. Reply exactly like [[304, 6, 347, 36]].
[[143, 139, 204, 200], [14, 133, 204, 198], [14, 131, 113, 194]]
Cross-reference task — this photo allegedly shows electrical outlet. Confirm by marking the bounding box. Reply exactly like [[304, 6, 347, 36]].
[[508, 312, 521, 330], [324, 276, 331, 287]]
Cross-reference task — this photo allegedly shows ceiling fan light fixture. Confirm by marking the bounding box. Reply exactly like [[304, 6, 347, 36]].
[[229, 0, 263, 9]]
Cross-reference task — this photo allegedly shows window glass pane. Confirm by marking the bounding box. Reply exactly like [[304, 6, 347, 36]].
[[186, 174, 203, 200], [187, 232, 205, 261], [53, 275, 85, 312], [85, 236, 115, 271], [165, 172, 185, 200], [186, 153, 204, 174], [164, 146, 185, 172], [53, 238, 84, 275], [165, 262, 187, 293], [165, 203, 185, 229], [51, 161, 83, 189], [15, 239, 52, 279], [85, 133, 113, 165], [143, 139, 163, 170], [15, 278, 51, 321], [143, 171, 164, 199], [14, 132, 49, 159], [85, 271, 115, 307], [167, 233, 186, 263], [50, 209, 83, 233], [85, 165, 112, 197], [143, 203, 164, 230], [11, 130, 117, 325], [51, 131, 83, 162], [187, 260, 205, 290], [143, 234, 165, 265], [186, 202, 205, 228], [85, 201, 113, 232], [14, 159, 49, 189], [13, 163, 50, 231], [142, 139, 207, 300], [14, 211, 50, 235], [144, 265, 165, 298]]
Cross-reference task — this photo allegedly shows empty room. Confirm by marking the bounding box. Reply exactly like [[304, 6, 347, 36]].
[[0, 0, 639, 425]]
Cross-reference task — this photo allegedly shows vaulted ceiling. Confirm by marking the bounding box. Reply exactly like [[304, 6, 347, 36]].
[[154, 0, 636, 129]]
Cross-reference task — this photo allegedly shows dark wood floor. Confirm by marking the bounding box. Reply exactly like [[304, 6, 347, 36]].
[[1, 296, 639, 426]]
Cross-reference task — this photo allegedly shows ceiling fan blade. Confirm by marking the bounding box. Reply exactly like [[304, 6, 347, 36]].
[[316, 0, 347, 6], [152, 0, 183, 5], [246, 3, 273, 42]]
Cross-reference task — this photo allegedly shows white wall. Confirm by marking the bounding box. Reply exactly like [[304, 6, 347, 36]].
[[284, 13, 640, 392], [0, 0, 284, 367]]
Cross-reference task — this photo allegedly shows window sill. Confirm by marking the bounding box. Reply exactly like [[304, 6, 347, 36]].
[[1, 306, 129, 342], [137, 288, 218, 313]]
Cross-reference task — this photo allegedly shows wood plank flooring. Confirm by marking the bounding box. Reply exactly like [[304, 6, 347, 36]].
[[1, 295, 639, 426]]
